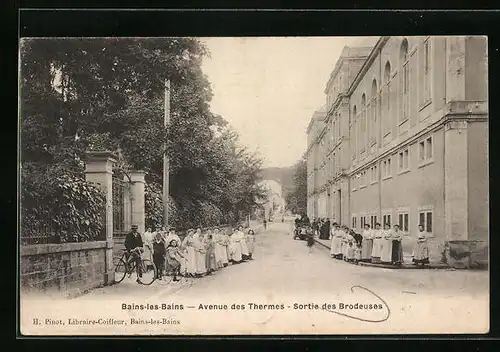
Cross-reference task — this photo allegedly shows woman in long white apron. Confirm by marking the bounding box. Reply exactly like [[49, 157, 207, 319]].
[[229, 230, 243, 263], [182, 230, 197, 277], [361, 224, 374, 262], [329, 223, 340, 258], [237, 225, 250, 260], [371, 223, 383, 263], [142, 228, 154, 262], [212, 229, 224, 269], [412, 224, 430, 266], [193, 229, 207, 276], [379, 224, 393, 263]]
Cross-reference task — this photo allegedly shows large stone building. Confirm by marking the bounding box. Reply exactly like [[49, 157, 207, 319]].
[[305, 36, 488, 260]]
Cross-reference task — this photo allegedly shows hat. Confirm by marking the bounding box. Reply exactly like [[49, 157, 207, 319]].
[[131, 224, 138, 230]]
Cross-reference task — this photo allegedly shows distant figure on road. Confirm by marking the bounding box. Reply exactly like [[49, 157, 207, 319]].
[[306, 229, 315, 253], [263, 218, 267, 230]]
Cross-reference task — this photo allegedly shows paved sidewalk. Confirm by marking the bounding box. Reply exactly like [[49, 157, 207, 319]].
[[314, 237, 449, 270]]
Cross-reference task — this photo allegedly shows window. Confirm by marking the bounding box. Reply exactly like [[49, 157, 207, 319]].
[[352, 215, 357, 228], [382, 157, 392, 179], [370, 79, 378, 146], [352, 106, 357, 158], [400, 39, 410, 122], [360, 94, 367, 153], [360, 170, 367, 188], [419, 136, 433, 166], [419, 209, 433, 234], [398, 211, 409, 233], [422, 38, 432, 106], [370, 165, 378, 183], [398, 148, 410, 172], [370, 215, 378, 229], [360, 215, 367, 228], [383, 61, 392, 137], [352, 176, 357, 191], [382, 213, 391, 227]]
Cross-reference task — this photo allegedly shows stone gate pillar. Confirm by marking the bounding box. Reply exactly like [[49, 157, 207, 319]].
[[84, 151, 116, 285], [129, 170, 145, 235]]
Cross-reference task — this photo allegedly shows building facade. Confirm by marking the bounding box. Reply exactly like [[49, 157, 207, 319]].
[[306, 36, 488, 259]]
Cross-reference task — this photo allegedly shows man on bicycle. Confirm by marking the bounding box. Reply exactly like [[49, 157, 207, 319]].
[[124, 224, 144, 283]]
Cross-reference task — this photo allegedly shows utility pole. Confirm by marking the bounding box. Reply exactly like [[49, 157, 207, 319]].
[[163, 79, 170, 228]]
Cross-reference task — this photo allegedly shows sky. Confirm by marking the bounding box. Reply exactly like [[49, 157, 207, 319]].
[[200, 37, 377, 168]]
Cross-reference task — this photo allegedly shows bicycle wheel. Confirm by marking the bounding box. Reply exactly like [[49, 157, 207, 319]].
[[113, 257, 127, 284], [137, 259, 156, 285]]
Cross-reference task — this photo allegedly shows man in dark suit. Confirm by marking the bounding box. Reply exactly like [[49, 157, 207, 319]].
[[125, 224, 144, 282]]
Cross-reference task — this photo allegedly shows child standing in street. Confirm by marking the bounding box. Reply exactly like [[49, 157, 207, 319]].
[[152, 232, 166, 280], [306, 227, 315, 253]]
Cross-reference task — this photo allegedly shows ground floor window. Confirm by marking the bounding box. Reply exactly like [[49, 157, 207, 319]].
[[360, 215, 367, 228], [382, 213, 391, 227], [352, 215, 357, 229], [398, 211, 409, 232], [419, 209, 433, 234], [370, 215, 377, 228]]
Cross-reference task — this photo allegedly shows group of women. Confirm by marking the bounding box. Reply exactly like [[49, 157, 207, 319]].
[[329, 222, 430, 266], [142, 225, 256, 281]]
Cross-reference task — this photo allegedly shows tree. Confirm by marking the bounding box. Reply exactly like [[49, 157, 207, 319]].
[[20, 37, 266, 233], [285, 158, 307, 215]]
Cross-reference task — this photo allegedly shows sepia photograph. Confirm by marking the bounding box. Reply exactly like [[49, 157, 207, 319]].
[[18, 35, 489, 335]]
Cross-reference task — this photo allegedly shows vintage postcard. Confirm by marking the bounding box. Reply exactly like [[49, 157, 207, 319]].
[[19, 35, 489, 335]]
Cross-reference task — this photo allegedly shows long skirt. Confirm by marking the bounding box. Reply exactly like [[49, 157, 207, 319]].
[[330, 237, 341, 256], [226, 246, 232, 263], [371, 238, 382, 262], [391, 240, 404, 264], [354, 246, 362, 261], [221, 245, 229, 264], [230, 242, 242, 262], [185, 247, 197, 274], [412, 241, 430, 262], [247, 238, 255, 255], [142, 243, 153, 261], [195, 250, 207, 274], [240, 239, 250, 256], [214, 243, 224, 268], [346, 243, 355, 260], [379, 239, 392, 263], [361, 239, 373, 261], [206, 252, 217, 271]]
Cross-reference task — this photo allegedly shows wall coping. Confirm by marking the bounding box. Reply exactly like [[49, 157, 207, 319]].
[[20, 241, 108, 256]]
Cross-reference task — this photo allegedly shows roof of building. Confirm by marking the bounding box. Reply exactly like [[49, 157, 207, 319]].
[[324, 37, 380, 93]]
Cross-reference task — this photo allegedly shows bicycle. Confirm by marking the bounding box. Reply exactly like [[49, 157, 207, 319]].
[[113, 248, 157, 285]]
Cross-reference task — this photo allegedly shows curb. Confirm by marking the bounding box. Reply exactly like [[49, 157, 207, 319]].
[[313, 237, 450, 270]]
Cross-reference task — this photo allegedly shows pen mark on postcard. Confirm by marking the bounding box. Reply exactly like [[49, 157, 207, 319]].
[[324, 285, 390, 323]]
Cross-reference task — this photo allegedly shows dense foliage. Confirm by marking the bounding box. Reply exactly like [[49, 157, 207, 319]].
[[20, 163, 106, 243], [285, 158, 307, 216], [20, 37, 266, 239]]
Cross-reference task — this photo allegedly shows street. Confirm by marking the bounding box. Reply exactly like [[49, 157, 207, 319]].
[[21, 221, 489, 335]]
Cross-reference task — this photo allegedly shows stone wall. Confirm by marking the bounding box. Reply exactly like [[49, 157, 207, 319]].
[[20, 241, 108, 298]]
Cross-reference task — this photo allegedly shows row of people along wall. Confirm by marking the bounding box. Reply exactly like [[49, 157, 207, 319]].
[[329, 222, 430, 266], [141, 225, 256, 281]]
